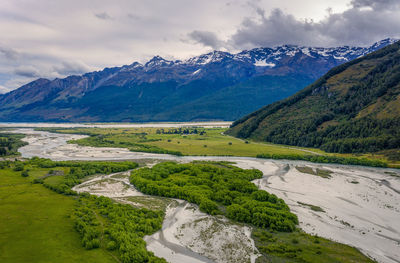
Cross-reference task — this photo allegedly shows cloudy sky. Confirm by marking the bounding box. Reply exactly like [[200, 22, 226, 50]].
[[0, 0, 399, 93]]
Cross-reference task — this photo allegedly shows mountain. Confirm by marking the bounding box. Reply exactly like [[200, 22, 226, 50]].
[[0, 38, 397, 122], [227, 41, 400, 154]]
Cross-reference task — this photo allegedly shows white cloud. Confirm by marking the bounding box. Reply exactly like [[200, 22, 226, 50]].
[[0, 85, 12, 94], [53, 61, 92, 76]]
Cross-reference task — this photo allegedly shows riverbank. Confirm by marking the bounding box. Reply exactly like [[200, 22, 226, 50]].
[[32, 126, 396, 168]]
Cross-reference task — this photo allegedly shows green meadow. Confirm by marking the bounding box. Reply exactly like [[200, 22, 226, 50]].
[[0, 167, 116, 263], [37, 127, 327, 157]]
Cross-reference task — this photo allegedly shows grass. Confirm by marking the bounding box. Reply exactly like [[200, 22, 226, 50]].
[[122, 196, 174, 211], [253, 229, 375, 263], [295, 166, 333, 179], [297, 202, 325, 213], [0, 167, 116, 263], [37, 127, 328, 157], [145, 130, 318, 156]]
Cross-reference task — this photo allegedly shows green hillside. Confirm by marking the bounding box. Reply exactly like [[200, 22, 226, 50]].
[[227, 41, 400, 155]]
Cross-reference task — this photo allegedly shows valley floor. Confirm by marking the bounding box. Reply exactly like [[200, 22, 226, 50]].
[[32, 126, 399, 167], [2, 127, 399, 263], [69, 157, 399, 263]]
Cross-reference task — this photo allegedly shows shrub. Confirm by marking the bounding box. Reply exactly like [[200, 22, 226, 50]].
[[21, 170, 29, 177], [13, 162, 24, 171], [106, 241, 117, 250]]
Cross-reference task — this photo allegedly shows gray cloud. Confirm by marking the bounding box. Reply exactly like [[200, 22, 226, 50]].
[[127, 13, 141, 20], [0, 46, 20, 60], [231, 9, 322, 48], [94, 12, 112, 20], [351, 0, 400, 10], [14, 66, 40, 78], [188, 30, 225, 49], [53, 61, 91, 76], [229, 1, 400, 48]]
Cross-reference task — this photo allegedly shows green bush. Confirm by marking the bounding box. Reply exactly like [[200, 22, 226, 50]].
[[21, 170, 29, 177], [130, 162, 297, 232], [73, 195, 166, 262], [13, 162, 24, 171], [256, 153, 387, 167]]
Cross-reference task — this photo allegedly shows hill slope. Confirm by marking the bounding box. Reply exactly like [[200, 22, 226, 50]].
[[227, 41, 400, 154], [0, 39, 396, 122]]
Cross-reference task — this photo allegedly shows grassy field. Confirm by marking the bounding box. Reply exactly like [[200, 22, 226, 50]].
[[37, 127, 399, 167], [253, 229, 375, 263], [0, 167, 116, 263], [38, 127, 327, 156]]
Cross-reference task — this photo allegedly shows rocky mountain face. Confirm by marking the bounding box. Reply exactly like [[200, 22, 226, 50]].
[[227, 41, 400, 154], [0, 38, 397, 122]]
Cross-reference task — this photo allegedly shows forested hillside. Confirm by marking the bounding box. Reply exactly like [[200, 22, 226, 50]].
[[227, 41, 400, 154]]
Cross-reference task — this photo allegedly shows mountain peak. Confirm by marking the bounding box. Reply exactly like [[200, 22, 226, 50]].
[[370, 38, 399, 50], [145, 55, 173, 68]]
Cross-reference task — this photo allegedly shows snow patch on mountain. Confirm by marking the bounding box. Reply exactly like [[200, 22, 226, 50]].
[[254, 59, 275, 67]]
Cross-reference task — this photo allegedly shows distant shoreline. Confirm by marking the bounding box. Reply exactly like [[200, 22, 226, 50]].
[[0, 121, 232, 128]]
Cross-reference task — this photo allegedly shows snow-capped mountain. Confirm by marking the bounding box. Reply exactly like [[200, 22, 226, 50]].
[[0, 38, 397, 122]]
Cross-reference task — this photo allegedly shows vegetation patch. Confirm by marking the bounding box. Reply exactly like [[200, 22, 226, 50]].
[[121, 196, 173, 211], [73, 195, 166, 262], [252, 229, 375, 263], [28, 157, 138, 195], [295, 166, 333, 179], [0, 162, 117, 263], [257, 153, 387, 167], [0, 132, 27, 157], [0, 158, 171, 263], [297, 202, 325, 212], [384, 171, 400, 178], [130, 161, 298, 231]]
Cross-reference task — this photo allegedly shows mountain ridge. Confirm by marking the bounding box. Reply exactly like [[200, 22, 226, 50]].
[[227, 40, 400, 154], [0, 38, 397, 122]]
